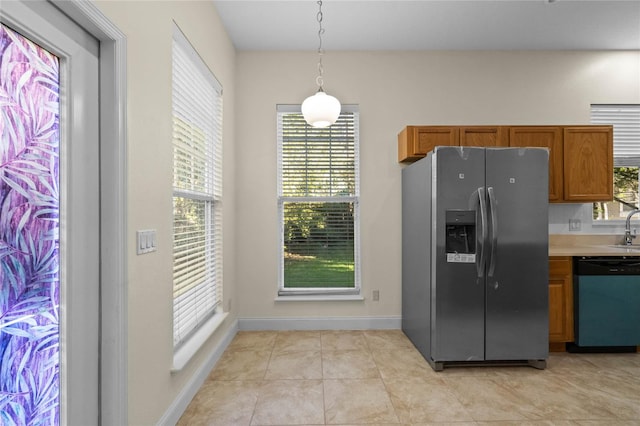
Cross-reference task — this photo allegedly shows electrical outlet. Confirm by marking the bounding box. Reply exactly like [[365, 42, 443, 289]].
[[372, 290, 380, 301], [569, 219, 581, 231]]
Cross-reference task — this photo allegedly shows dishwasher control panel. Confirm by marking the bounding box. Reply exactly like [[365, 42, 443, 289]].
[[575, 256, 640, 275]]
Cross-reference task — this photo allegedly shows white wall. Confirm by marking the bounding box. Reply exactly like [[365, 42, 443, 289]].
[[93, 2, 236, 425], [235, 50, 640, 320]]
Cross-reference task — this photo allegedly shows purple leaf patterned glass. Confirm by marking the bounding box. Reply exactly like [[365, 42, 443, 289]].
[[1, 23, 60, 425]]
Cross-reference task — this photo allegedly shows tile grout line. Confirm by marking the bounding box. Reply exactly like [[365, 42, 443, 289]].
[[250, 331, 278, 426], [320, 330, 327, 425]]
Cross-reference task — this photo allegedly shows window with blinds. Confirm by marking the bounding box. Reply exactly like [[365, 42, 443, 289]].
[[172, 26, 223, 348], [277, 105, 360, 294], [591, 104, 640, 220]]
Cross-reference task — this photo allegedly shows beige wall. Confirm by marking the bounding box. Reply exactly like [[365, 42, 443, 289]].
[[72, 4, 640, 421], [93, 2, 236, 424], [235, 50, 640, 319]]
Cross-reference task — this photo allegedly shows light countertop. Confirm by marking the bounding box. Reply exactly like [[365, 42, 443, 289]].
[[549, 234, 640, 257]]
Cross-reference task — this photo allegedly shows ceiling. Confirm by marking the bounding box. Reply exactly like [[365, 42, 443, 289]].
[[212, 0, 640, 51]]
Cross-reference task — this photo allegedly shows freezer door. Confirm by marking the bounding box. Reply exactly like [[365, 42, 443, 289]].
[[431, 147, 486, 362], [484, 148, 549, 361]]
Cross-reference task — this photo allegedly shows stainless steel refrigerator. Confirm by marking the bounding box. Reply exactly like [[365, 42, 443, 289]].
[[402, 146, 549, 371]]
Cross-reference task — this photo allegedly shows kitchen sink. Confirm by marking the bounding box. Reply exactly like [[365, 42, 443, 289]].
[[608, 245, 640, 251]]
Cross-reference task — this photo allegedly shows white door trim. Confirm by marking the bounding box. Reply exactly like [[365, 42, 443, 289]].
[[51, 1, 128, 424]]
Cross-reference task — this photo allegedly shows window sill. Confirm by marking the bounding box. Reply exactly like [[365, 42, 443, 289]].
[[274, 294, 364, 302], [172, 310, 228, 372]]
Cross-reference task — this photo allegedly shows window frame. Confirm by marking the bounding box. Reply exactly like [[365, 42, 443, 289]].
[[276, 105, 361, 297], [591, 104, 640, 224], [171, 24, 224, 370]]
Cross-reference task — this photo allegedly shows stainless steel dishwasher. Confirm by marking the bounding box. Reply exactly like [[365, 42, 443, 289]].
[[570, 256, 640, 352]]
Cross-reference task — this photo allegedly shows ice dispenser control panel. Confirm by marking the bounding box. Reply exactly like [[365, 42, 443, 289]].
[[445, 210, 476, 263]]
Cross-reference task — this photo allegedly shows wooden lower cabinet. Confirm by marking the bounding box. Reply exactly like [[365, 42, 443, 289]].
[[549, 256, 574, 350]]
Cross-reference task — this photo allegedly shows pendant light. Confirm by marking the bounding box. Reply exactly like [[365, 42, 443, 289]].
[[301, 0, 341, 128]]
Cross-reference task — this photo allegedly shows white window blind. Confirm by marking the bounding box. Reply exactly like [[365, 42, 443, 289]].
[[591, 104, 640, 220], [277, 105, 360, 295], [591, 104, 640, 166], [172, 26, 223, 348]]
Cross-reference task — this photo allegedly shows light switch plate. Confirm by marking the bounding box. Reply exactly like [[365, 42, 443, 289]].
[[137, 229, 157, 254]]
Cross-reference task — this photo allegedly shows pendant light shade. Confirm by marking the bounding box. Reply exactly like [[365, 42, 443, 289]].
[[302, 0, 341, 128], [302, 89, 341, 128]]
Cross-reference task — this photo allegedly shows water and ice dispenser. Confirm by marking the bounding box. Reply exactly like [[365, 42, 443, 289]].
[[445, 210, 476, 263]]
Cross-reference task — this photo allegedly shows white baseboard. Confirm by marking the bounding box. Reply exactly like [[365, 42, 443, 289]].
[[238, 316, 402, 331], [158, 319, 238, 426]]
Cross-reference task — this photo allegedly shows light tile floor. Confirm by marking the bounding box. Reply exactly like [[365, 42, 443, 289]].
[[177, 330, 640, 425]]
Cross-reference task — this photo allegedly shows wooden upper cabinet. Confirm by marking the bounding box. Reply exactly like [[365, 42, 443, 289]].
[[398, 126, 458, 162], [398, 124, 613, 203], [509, 126, 563, 202], [460, 126, 508, 147], [563, 126, 613, 202], [398, 126, 508, 162]]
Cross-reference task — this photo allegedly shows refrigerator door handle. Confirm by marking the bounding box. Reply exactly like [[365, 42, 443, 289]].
[[477, 187, 488, 278], [487, 186, 498, 278]]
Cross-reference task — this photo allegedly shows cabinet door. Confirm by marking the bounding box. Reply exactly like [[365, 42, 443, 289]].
[[460, 126, 507, 147], [563, 126, 613, 202], [398, 126, 459, 162], [548, 257, 574, 343], [414, 126, 459, 153], [509, 126, 563, 202]]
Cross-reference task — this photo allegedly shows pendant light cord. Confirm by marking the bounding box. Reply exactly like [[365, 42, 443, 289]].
[[316, 0, 325, 90]]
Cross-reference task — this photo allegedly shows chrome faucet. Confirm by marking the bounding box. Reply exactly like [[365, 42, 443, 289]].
[[624, 209, 640, 245]]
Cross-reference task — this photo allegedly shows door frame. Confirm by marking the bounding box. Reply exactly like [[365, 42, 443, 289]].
[[51, 1, 128, 424]]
